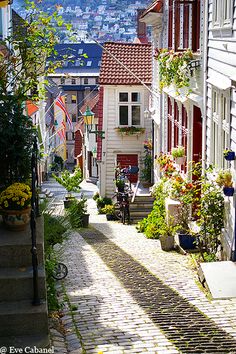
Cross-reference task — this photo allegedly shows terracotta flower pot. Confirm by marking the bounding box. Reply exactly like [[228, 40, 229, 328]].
[[1, 207, 31, 231]]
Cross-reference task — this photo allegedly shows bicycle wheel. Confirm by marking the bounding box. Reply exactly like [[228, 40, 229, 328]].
[[122, 205, 126, 224], [114, 202, 122, 220], [52, 262, 68, 280]]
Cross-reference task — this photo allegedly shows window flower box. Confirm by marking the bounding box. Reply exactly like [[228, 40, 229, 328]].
[[115, 126, 145, 136]]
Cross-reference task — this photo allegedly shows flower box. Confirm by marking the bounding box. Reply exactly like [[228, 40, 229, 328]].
[[115, 126, 145, 136]]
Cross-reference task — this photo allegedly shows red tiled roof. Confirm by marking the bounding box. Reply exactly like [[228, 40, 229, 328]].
[[99, 42, 152, 85], [140, 0, 163, 18]]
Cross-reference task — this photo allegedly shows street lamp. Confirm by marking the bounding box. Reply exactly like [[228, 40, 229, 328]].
[[83, 105, 105, 139], [83, 106, 95, 130]]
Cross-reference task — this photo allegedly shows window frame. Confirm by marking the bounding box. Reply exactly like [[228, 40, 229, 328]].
[[211, 87, 230, 168], [212, 0, 233, 32], [117, 91, 143, 127]]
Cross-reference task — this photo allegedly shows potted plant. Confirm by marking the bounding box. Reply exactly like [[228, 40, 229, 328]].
[[96, 196, 113, 213], [170, 173, 198, 249], [52, 167, 83, 208], [197, 169, 224, 261], [67, 195, 89, 228], [156, 153, 176, 177], [101, 204, 116, 221], [216, 169, 234, 197], [115, 178, 125, 192], [141, 149, 153, 187], [223, 149, 235, 161], [171, 146, 185, 165], [154, 48, 193, 93], [0, 182, 32, 230], [159, 215, 178, 251]]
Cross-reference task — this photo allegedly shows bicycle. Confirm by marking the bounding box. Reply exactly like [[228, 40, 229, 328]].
[[114, 191, 131, 224]]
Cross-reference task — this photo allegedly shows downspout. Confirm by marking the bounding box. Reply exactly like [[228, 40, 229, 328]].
[[202, 0, 208, 172]]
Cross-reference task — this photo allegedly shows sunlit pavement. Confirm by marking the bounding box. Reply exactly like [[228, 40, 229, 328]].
[[43, 179, 236, 354]]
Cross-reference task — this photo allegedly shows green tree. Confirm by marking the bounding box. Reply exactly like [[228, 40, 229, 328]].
[[0, 1, 73, 186]]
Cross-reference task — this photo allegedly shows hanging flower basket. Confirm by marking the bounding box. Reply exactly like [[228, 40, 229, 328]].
[[154, 48, 193, 92], [115, 126, 145, 136]]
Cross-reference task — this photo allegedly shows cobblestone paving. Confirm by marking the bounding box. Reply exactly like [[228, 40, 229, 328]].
[[80, 228, 236, 353], [44, 179, 236, 353]]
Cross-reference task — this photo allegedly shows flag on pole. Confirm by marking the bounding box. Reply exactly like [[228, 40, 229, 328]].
[[55, 95, 73, 131]]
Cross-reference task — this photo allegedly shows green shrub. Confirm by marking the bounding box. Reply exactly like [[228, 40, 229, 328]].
[[96, 196, 112, 212], [137, 179, 168, 239], [43, 212, 68, 311], [100, 204, 115, 215], [66, 197, 87, 228]]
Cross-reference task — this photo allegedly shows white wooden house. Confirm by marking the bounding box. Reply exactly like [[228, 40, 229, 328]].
[[141, 0, 204, 181], [205, 0, 236, 260], [98, 42, 152, 197]]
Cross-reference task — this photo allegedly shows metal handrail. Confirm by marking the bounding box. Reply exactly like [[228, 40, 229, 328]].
[[30, 136, 40, 306], [131, 179, 140, 203]]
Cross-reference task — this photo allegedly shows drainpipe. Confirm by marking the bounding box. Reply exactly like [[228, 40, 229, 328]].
[[202, 0, 209, 172]]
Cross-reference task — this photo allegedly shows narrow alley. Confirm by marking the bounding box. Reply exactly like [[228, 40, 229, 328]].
[[44, 179, 236, 354]]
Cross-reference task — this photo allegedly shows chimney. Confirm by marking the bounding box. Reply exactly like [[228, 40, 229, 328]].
[[136, 9, 148, 43]]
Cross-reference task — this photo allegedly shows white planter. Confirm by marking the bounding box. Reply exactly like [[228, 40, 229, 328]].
[[175, 156, 185, 165]]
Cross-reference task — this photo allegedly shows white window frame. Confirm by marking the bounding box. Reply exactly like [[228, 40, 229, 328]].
[[117, 91, 143, 127], [212, 0, 233, 31], [211, 87, 230, 168]]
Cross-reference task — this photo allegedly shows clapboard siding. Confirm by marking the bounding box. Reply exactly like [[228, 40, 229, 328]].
[[101, 85, 151, 197], [206, 0, 236, 259]]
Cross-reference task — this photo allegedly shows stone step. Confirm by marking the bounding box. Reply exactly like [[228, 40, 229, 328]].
[[0, 267, 46, 301], [0, 300, 48, 337], [134, 196, 155, 203], [0, 334, 50, 348], [130, 203, 154, 209], [0, 219, 44, 268]]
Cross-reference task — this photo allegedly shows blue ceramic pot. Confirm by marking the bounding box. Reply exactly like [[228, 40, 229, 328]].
[[178, 233, 197, 250], [224, 151, 235, 161], [223, 187, 234, 197]]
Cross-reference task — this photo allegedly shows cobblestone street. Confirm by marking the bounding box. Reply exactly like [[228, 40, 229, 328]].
[[43, 179, 236, 354]]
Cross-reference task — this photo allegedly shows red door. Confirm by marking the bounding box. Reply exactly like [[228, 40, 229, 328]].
[[117, 154, 138, 183], [192, 106, 202, 163]]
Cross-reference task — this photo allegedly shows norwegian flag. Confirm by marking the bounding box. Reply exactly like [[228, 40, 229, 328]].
[[55, 95, 73, 131], [57, 128, 66, 141]]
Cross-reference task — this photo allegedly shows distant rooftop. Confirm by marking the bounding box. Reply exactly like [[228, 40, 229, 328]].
[[99, 42, 152, 85], [50, 42, 103, 73]]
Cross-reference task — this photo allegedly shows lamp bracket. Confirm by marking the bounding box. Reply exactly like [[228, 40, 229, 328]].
[[89, 130, 105, 139]]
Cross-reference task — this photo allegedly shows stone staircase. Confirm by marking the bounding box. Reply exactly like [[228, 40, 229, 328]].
[[130, 194, 155, 223], [0, 217, 49, 348]]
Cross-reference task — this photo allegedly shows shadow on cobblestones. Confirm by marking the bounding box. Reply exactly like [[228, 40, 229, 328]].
[[80, 227, 236, 354], [61, 231, 141, 353]]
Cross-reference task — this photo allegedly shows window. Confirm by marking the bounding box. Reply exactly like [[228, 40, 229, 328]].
[[212, 0, 233, 30], [71, 95, 77, 103], [118, 92, 141, 126], [87, 61, 92, 66], [71, 78, 76, 85], [61, 78, 65, 85], [84, 78, 88, 84], [72, 114, 77, 122], [211, 88, 230, 168]]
